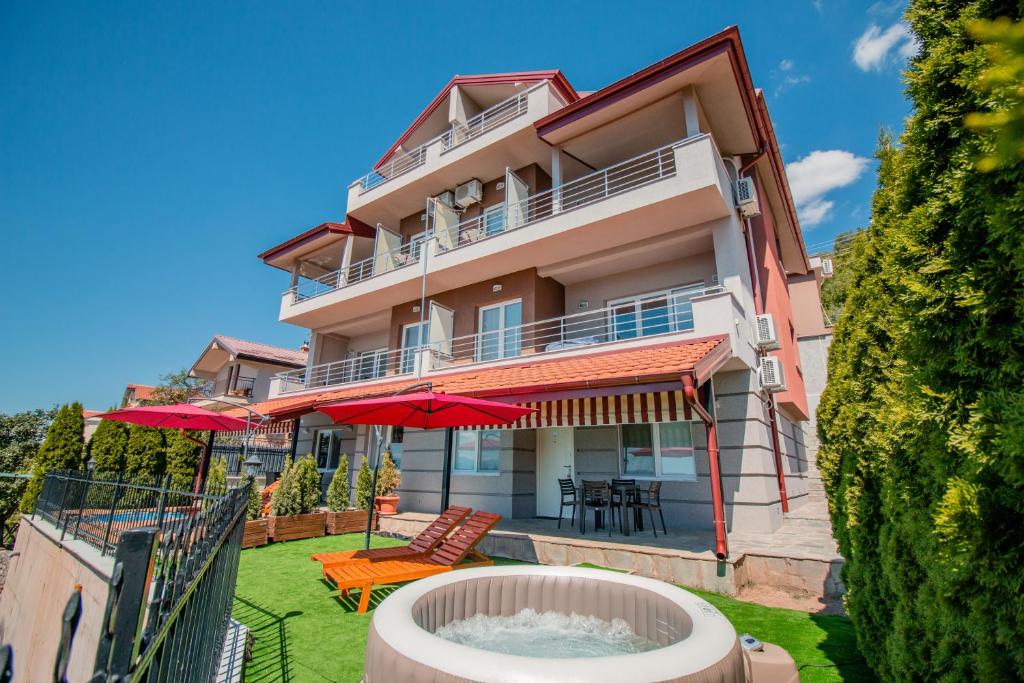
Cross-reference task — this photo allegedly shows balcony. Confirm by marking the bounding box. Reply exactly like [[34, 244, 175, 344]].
[[290, 238, 423, 303], [273, 286, 751, 395], [200, 375, 255, 399]]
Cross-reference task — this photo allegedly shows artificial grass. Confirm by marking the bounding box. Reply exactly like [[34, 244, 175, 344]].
[[233, 535, 873, 683]]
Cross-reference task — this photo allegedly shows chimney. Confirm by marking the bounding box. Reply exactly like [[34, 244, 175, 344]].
[[300, 340, 310, 353]]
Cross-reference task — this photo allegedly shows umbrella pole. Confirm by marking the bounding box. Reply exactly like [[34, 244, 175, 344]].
[[440, 427, 453, 513], [365, 426, 384, 550]]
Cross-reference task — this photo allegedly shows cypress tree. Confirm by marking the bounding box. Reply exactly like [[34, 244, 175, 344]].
[[246, 476, 262, 520], [270, 457, 297, 516], [375, 451, 400, 497], [125, 424, 166, 478], [165, 430, 201, 490], [206, 455, 227, 494], [355, 456, 374, 511], [818, 4, 1024, 679], [88, 418, 129, 473], [19, 402, 85, 512], [326, 454, 350, 511], [292, 455, 322, 513]]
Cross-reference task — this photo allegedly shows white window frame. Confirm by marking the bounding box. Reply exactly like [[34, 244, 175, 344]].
[[314, 428, 348, 470], [607, 282, 705, 341], [482, 203, 506, 236], [618, 421, 698, 481], [400, 321, 427, 373], [476, 298, 522, 361], [408, 231, 427, 259], [451, 429, 502, 475]]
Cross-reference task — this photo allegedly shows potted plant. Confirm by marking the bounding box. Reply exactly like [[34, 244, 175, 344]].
[[324, 454, 375, 534], [242, 475, 268, 549], [373, 451, 401, 516], [266, 456, 325, 542]]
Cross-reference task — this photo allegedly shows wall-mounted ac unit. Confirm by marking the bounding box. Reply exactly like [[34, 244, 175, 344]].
[[735, 177, 761, 218], [454, 179, 483, 208], [821, 257, 834, 278], [754, 313, 781, 350], [759, 357, 786, 393], [433, 191, 455, 208]]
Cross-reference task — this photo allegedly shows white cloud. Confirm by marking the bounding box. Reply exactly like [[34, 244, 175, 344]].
[[786, 150, 871, 227], [853, 23, 917, 71], [773, 59, 810, 97], [868, 0, 904, 16], [779, 58, 794, 71]]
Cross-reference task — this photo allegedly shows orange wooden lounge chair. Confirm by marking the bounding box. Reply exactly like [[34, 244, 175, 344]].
[[260, 480, 280, 516], [309, 506, 472, 570], [324, 511, 502, 613]]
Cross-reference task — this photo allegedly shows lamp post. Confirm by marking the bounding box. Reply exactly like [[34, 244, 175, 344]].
[[243, 453, 264, 479], [86, 457, 96, 473]]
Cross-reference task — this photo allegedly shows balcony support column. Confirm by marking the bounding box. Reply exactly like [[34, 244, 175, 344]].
[[340, 236, 354, 286], [682, 86, 701, 138], [550, 145, 563, 213]]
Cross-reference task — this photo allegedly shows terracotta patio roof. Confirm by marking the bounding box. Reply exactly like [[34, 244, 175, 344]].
[[258, 220, 376, 264], [235, 336, 728, 422]]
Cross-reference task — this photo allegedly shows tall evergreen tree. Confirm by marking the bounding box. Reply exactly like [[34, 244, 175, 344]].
[[1, 408, 53, 535], [165, 430, 202, 489], [19, 402, 85, 512], [818, 3, 1024, 680], [125, 424, 166, 478], [88, 418, 129, 472]]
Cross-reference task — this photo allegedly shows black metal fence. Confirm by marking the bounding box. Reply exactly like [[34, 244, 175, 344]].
[[34, 471, 228, 557], [212, 444, 289, 476]]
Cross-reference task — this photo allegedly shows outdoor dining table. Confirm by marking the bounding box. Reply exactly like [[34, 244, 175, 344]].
[[575, 482, 643, 536]]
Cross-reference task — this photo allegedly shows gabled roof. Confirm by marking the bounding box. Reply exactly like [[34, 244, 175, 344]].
[[125, 384, 156, 401], [190, 335, 307, 376], [231, 336, 728, 421], [373, 70, 579, 170], [258, 220, 376, 263]]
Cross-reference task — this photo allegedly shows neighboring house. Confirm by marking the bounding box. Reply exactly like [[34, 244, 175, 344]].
[[247, 27, 830, 540], [82, 409, 103, 442], [121, 383, 157, 407], [787, 255, 834, 452]]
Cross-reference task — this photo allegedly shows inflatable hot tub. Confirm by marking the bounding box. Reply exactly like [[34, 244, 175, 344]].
[[364, 565, 751, 682]]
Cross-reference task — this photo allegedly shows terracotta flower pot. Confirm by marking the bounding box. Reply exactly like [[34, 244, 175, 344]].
[[374, 495, 400, 516]]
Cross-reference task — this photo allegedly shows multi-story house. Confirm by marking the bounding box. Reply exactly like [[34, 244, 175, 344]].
[[249, 27, 825, 553]]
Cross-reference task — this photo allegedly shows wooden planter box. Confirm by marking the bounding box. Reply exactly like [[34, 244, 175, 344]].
[[242, 519, 268, 549], [267, 512, 325, 542], [325, 509, 378, 535]]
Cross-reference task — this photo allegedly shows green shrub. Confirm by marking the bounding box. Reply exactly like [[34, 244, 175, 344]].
[[20, 403, 85, 512], [205, 455, 227, 494], [292, 455, 322, 513], [375, 451, 400, 497], [270, 457, 297, 516], [246, 476, 262, 520], [88, 418, 129, 473], [125, 424, 166, 478], [817, 4, 1024, 680], [355, 456, 373, 511], [326, 454, 350, 511], [165, 430, 201, 490]]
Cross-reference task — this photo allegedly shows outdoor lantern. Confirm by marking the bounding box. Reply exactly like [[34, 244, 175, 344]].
[[86, 457, 96, 472], [243, 454, 263, 478]]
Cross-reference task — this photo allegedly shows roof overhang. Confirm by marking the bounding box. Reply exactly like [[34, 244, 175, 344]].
[[189, 336, 306, 377], [258, 219, 377, 271], [535, 26, 809, 274]]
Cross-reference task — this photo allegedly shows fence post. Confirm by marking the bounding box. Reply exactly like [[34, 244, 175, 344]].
[[57, 473, 72, 541], [100, 475, 124, 556], [71, 470, 93, 542], [92, 528, 158, 679], [53, 589, 82, 683], [155, 474, 170, 528]]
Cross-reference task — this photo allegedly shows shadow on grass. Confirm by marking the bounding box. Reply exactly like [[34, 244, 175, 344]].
[[233, 594, 303, 683], [317, 577, 399, 613], [806, 612, 876, 682]]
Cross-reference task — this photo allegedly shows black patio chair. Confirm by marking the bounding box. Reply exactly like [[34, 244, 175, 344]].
[[629, 480, 667, 538], [609, 478, 636, 534], [557, 478, 579, 530], [581, 480, 612, 537]]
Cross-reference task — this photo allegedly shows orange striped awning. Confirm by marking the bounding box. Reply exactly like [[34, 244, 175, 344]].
[[460, 390, 690, 430]]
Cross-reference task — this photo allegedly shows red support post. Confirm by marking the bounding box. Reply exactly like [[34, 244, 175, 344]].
[[681, 374, 728, 560]]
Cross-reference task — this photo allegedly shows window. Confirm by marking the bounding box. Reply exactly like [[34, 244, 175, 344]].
[[483, 204, 506, 236], [620, 422, 696, 479], [400, 321, 427, 373], [608, 284, 704, 341], [388, 426, 404, 469], [354, 348, 387, 381], [477, 299, 522, 361], [315, 428, 348, 469], [452, 429, 501, 473]]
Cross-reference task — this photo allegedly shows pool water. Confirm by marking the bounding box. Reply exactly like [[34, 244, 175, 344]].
[[434, 608, 660, 658]]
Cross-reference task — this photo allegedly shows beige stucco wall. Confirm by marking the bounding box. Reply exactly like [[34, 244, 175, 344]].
[[0, 517, 113, 683], [563, 253, 718, 312]]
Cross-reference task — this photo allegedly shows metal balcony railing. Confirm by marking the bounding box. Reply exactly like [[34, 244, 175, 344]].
[[275, 346, 417, 393], [433, 286, 722, 368], [441, 91, 529, 151], [435, 141, 678, 252], [290, 238, 423, 302], [200, 375, 256, 398], [358, 145, 429, 193]]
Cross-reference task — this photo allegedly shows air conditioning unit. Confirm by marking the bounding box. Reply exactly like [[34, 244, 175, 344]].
[[433, 191, 455, 208], [759, 357, 786, 393], [735, 177, 761, 218], [754, 314, 781, 350], [820, 257, 834, 278], [454, 179, 483, 208]]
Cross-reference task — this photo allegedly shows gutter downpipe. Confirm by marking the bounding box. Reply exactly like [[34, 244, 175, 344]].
[[681, 373, 727, 560], [737, 153, 789, 514]]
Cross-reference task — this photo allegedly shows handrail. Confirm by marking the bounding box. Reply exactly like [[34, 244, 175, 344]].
[[289, 237, 424, 302], [275, 346, 419, 393]]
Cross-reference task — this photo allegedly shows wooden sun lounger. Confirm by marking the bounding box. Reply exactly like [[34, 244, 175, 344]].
[[309, 506, 471, 571], [324, 511, 502, 613]]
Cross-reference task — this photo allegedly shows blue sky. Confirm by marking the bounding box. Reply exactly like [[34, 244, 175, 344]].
[[0, 1, 913, 413]]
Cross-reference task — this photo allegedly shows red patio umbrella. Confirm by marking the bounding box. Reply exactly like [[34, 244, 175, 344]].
[[316, 388, 536, 548], [94, 404, 252, 493]]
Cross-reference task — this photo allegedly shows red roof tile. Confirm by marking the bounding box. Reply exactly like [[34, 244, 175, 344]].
[[213, 335, 307, 368], [237, 337, 728, 421], [126, 384, 157, 401]]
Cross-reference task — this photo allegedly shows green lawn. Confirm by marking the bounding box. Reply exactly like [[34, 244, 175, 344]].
[[232, 534, 873, 683]]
